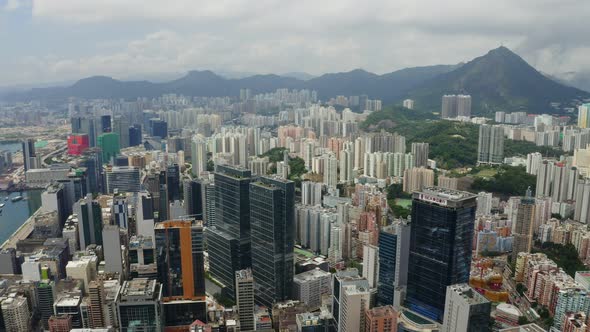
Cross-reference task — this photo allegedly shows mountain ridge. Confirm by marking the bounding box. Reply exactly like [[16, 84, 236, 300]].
[[4, 46, 588, 115]]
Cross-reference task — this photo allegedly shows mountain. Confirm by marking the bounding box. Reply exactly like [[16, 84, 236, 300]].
[[3, 64, 460, 103], [281, 72, 316, 80], [403, 46, 590, 115]]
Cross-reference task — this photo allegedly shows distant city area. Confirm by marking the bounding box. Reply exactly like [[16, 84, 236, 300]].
[[0, 45, 590, 332]]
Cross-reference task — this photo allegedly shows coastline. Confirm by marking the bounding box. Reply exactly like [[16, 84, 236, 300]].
[[0, 207, 40, 250]]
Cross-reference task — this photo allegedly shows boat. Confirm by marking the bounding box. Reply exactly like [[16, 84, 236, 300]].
[[11, 196, 23, 202], [0, 203, 4, 208]]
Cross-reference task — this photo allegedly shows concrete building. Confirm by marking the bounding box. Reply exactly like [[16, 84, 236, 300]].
[[402, 167, 434, 193], [48, 315, 73, 332], [578, 103, 589, 129], [363, 244, 379, 289], [102, 225, 124, 276], [511, 189, 536, 262], [442, 284, 491, 332], [365, 305, 397, 332], [292, 268, 332, 309], [403, 99, 414, 110], [115, 278, 162, 332], [1, 295, 30, 332], [235, 269, 255, 331], [105, 166, 141, 194], [331, 269, 370, 332]]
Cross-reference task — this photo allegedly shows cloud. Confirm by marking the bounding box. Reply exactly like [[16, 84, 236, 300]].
[[0, 0, 588, 85]]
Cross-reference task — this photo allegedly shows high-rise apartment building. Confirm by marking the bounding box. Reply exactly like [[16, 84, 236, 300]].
[[477, 124, 504, 164], [411, 142, 429, 168], [402, 167, 434, 193], [250, 176, 295, 307], [88, 280, 106, 328], [579, 103, 590, 129], [73, 194, 103, 250], [207, 165, 252, 296], [191, 135, 208, 178], [331, 269, 370, 332], [235, 269, 255, 331], [155, 220, 206, 329], [406, 187, 477, 322], [511, 189, 536, 262], [442, 284, 491, 332], [1, 296, 30, 332], [403, 99, 415, 110], [441, 94, 471, 119], [363, 244, 379, 289]]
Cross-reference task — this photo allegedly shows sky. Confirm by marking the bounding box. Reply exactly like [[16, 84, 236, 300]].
[[1, 0, 589, 86]]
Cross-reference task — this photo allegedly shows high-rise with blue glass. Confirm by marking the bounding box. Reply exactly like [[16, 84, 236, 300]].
[[250, 176, 295, 307], [406, 187, 477, 322]]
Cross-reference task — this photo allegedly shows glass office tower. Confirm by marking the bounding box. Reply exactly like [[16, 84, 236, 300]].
[[406, 187, 477, 322], [250, 176, 295, 307]]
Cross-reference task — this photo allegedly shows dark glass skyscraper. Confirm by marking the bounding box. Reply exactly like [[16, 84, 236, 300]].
[[250, 176, 295, 307], [73, 194, 103, 250], [206, 165, 252, 297], [406, 187, 477, 322], [377, 226, 397, 306], [166, 163, 180, 202], [183, 179, 203, 220], [128, 124, 142, 147], [149, 118, 168, 139]]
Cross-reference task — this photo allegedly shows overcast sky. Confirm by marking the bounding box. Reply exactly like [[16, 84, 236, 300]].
[[1, 0, 589, 86]]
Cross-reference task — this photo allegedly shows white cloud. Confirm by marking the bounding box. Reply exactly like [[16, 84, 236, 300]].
[[0, 0, 588, 85]]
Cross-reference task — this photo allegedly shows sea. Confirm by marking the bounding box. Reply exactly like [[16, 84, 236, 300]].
[[0, 141, 42, 244]]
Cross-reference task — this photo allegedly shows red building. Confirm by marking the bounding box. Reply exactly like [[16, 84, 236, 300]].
[[67, 134, 89, 155], [48, 315, 72, 332]]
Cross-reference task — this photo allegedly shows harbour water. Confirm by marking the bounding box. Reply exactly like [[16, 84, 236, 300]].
[[0, 190, 42, 244], [0, 141, 42, 244]]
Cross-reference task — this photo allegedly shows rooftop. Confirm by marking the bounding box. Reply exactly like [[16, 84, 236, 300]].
[[419, 186, 477, 201]]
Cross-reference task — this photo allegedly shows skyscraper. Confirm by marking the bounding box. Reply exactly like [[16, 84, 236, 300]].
[[102, 225, 124, 276], [155, 220, 206, 329], [406, 187, 477, 322], [149, 118, 168, 139], [207, 165, 252, 296], [579, 103, 590, 129], [191, 135, 208, 178], [88, 280, 106, 328], [166, 163, 180, 202], [235, 269, 255, 331], [411, 142, 429, 168], [22, 138, 39, 171], [73, 194, 103, 250], [442, 284, 491, 332], [106, 166, 141, 193], [113, 116, 130, 148], [128, 124, 142, 147], [183, 179, 204, 220], [477, 124, 504, 164], [363, 244, 379, 289], [250, 176, 295, 307], [377, 221, 410, 307], [97, 132, 120, 164], [332, 269, 370, 332], [36, 280, 56, 330], [116, 278, 162, 332], [1, 296, 30, 332], [511, 189, 536, 262]]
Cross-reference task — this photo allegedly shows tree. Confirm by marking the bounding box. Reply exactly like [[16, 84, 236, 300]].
[[516, 283, 527, 297]]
